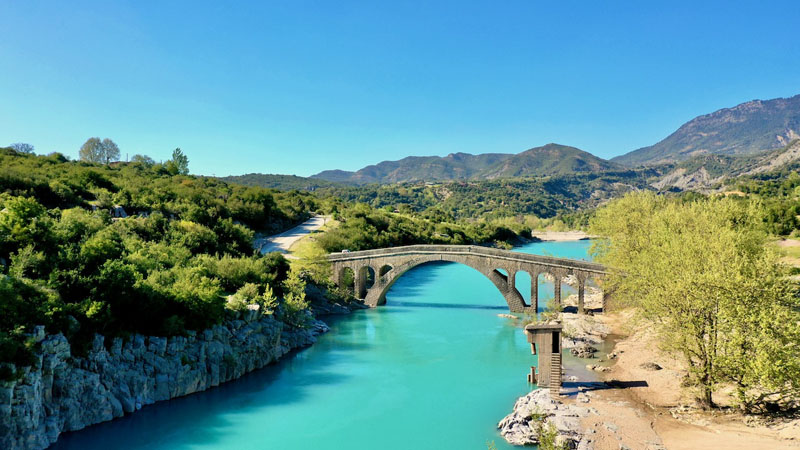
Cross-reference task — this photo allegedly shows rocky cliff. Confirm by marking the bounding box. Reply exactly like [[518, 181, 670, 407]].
[[0, 313, 329, 450]]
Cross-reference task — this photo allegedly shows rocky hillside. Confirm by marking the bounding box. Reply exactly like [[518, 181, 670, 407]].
[[652, 140, 800, 191], [614, 94, 800, 166], [312, 144, 616, 185]]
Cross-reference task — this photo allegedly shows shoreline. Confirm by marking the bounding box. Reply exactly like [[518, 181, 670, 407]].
[[1, 300, 361, 450], [528, 309, 800, 449], [530, 231, 594, 242], [582, 311, 800, 450], [499, 295, 800, 449]]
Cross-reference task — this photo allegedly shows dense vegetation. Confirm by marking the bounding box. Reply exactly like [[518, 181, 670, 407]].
[[0, 146, 546, 378], [591, 192, 800, 411], [220, 173, 345, 191], [0, 147, 324, 376], [235, 169, 657, 223], [315, 204, 527, 253], [729, 168, 800, 236]]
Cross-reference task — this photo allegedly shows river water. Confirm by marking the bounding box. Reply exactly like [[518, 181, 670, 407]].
[[51, 240, 592, 450]]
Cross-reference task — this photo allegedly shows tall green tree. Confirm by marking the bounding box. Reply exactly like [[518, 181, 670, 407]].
[[167, 147, 189, 175], [590, 192, 800, 410]]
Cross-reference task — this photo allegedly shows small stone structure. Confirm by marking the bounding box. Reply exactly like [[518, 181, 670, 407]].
[[328, 244, 607, 314], [525, 322, 563, 393]]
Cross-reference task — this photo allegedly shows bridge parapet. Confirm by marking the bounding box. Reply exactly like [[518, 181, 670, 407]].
[[328, 245, 608, 314]]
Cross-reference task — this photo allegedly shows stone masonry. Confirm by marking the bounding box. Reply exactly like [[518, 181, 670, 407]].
[[329, 245, 607, 314]]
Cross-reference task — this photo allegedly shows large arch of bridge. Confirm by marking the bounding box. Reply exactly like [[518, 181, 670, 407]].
[[339, 254, 537, 311]]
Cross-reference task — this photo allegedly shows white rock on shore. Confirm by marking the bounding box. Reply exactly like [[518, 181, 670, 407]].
[[0, 314, 329, 450], [498, 388, 595, 449]]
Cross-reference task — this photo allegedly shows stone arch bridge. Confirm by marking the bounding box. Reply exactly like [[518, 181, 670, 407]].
[[328, 245, 608, 314]]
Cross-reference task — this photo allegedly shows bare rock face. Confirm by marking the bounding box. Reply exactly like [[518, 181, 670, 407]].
[[0, 316, 329, 450], [561, 313, 610, 349], [498, 388, 595, 449]]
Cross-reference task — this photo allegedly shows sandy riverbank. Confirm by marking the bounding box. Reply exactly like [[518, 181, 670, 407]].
[[530, 231, 594, 241], [570, 310, 800, 450]]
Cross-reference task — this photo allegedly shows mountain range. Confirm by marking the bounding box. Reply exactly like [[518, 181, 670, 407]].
[[305, 94, 800, 185], [224, 93, 800, 190], [311, 144, 619, 185]]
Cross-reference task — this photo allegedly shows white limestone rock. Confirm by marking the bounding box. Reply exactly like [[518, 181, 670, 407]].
[[0, 315, 329, 450], [498, 388, 595, 449]]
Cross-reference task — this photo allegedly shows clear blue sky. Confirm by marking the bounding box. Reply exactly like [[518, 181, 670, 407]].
[[1, 1, 799, 176]]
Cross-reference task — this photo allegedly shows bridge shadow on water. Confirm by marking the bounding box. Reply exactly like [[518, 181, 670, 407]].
[[389, 301, 509, 310]]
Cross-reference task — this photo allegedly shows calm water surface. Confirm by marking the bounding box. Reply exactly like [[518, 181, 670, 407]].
[[52, 240, 592, 450]]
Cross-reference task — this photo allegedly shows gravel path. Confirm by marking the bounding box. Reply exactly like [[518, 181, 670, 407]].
[[256, 216, 328, 255]]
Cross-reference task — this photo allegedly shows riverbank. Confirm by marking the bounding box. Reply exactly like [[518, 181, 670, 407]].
[[499, 305, 800, 449], [0, 311, 335, 450], [530, 231, 593, 242], [585, 310, 800, 450], [501, 311, 800, 450]]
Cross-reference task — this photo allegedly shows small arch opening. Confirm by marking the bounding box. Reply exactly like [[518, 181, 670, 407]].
[[364, 266, 376, 289], [340, 267, 355, 294], [514, 270, 532, 305], [379, 264, 393, 277]]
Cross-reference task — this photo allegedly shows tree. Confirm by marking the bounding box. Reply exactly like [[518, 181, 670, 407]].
[[78, 138, 119, 164], [101, 138, 120, 164], [590, 192, 800, 410], [79, 137, 104, 163], [166, 148, 189, 175], [130, 154, 155, 166], [9, 143, 34, 154]]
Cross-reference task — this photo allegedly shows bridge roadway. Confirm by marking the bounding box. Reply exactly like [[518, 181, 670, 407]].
[[328, 245, 607, 314]]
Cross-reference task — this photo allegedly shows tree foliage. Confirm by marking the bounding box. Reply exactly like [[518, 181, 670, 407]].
[[590, 192, 800, 410], [79, 137, 120, 164], [167, 147, 189, 175], [0, 147, 323, 372]]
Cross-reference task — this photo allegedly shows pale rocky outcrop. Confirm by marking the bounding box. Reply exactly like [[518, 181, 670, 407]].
[[498, 388, 595, 449], [0, 314, 328, 450]]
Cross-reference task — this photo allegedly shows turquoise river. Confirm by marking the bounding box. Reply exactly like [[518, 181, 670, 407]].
[[51, 240, 592, 449]]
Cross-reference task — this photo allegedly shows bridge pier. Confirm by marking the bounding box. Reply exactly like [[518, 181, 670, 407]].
[[553, 274, 562, 309], [577, 275, 586, 315], [531, 272, 539, 313]]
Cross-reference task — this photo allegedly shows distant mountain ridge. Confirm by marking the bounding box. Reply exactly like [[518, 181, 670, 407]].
[[613, 94, 800, 166], [479, 144, 618, 179], [312, 144, 619, 185], [313, 152, 513, 185]]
